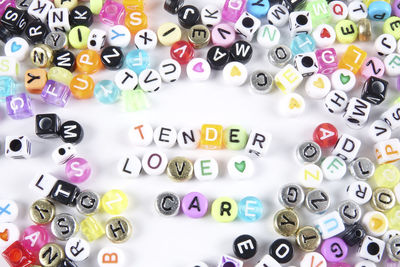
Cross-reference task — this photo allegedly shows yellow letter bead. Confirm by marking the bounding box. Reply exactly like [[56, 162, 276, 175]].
[[157, 22, 182, 46], [54, 0, 78, 10], [371, 188, 396, 212], [338, 45, 367, 74], [31, 44, 53, 68], [211, 197, 238, 223], [47, 67, 73, 86], [296, 226, 321, 252], [299, 164, 324, 188], [383, 16, 400, 40], [362, 210, 388, 236], [69, 26, 91, 49], [166, 157, 194, 182], [123, 0, 144, 12], [373, 164, 400, 188], [122, 89, 150, 112], [335, 20, 358, 43], [81, 216, 105, 242], [364, 0, 390, 7], [273, 209, 300, 236], [387, 205, 400, 229], [199, 124, 223, 150], [375, 139, 400, 165], [358, 18, 372, 41], [223, 125, 248, 150], [125, 11, 148, 34], [101, 189, 129, 215], [90, 0, 103, 14], [274, 64, 303, 94]]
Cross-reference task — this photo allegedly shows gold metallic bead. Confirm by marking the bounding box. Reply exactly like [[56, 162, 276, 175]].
[[371, 187, 396, 212], [39, 243, 65, 267], [273, 209, 300, 237], [358, 18, 372, 42], [188, 24, 210, 49], [296, 226, 321, 252], [105, 216, 132, 243], [166, 157, 193, 182], [31, 44, 54, 68], [30, 199, 56, 225]]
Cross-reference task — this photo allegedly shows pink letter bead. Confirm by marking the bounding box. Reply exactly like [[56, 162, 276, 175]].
[[211, 23, 236, 48], [222, 0, 246, 22], [321, 237, 348, 262], [181, 192, 208, 218], [316, 48, 338, 75], [360, 57, 385, 79], [0, 0, 15, 18], [99, 0, 126, 26], [21, 225, 50, 253], [65, 157, 91, 183]]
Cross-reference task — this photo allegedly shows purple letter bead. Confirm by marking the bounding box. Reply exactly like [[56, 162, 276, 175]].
[[181, 192, 208, 218], [321, 237, 348, 262], [41, 80, 71, 107], [6, 93, 34, 120]]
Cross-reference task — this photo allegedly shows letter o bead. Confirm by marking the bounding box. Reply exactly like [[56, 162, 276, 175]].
[[211, 197, 238, 223]]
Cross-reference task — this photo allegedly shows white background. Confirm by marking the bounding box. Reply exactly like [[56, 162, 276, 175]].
[[0, 0, 399, 266]]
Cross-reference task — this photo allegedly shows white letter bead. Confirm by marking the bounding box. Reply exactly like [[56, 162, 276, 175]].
[[0, 223, 20, 247], [298, 164, 323, 188], [267, 4, 289, 27], [375, 34, 397, 56], [312, 24, 336, 48], [129, 122, 153, 146], [187, 58, 211, 82], [294, 52, 319, 77], [395, 183, 400, 204], [355, 261, 376, 267], [332, 134, 361, 162], [256, 25, 281, 48], [52, 143, 77, 164], [343, 97, 371, 129], [234, 12, 261, 41], [97, 246, 125, 267], [329, 1, 348, 22], [142, 151, 168, 175], [227, 155, 254, 179], [255, 254, 281, 267], [381, 102, 400, 130], [374, 138, 400, 164], [288, 11, 312, 37], [0, 200, 18, 223], [0, 57, 19, 78], [159, 59, 181, 83], [65, 237, 90, 262], [358, 236, 385, 263], [324, 90, 348, 113], [107, 25, 131, 48], [194, 157, 219, 181], [347, 181, 373, 205], [369, 120, 391, 142], [134, 29, 157, 50], [315, 211, 345, 239], [280, 93, 305, 117], [29, 173, 58, 196], [4, 37, 29, 61], [115, 69, 138, 91], [177, 128, 200, 149], [321, 156, 346, 181], [153, 126, 177, 148], [384, 53, 400, 76], [28, 0, 54, 22], [300, 252, 327, 267], [347, 1, 368, 22], [48, 8, 70, 33], [274, 64, 303, 93], [138, 69, 162, 93], [87, 28, 106, 51], [245, 129, 272, 158], [117, 154, 142, 178], [331, 69, 356, 92], [201, 5, 222, 27], [223, 61, 248, 86], [305, 73, 331, 99]]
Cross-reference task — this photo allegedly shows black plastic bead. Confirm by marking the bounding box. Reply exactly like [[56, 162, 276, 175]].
[[230, 40, 253, 64], [57, 259, 78, 267], [70, 5, 93, 27], [59, 120, 84, 144], [164, 0, 184, 14], [50, 180, 80, 206], [340, 223, 366, 247], [35, 113, 61, 138], [281, 0, 306, 12], [207, 46, 230, 70], [361, 76, 388, 105], [24, 19, 49, 44], [233, 234, 257, 260], [1, 7, 28, 34], [0, 23, 12, 43], [101, 46, 124, 70], [269, 238, 294, 263], [53, 50, 76, 71], [177, 5, 200, 29]]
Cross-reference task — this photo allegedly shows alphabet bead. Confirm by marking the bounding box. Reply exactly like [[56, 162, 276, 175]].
[[101, 190, 128, 215], [53, 50, 76, 71], [296, 140, 322, 164], [211, 197, 238, 223], [6, 93, 34, 120], [164, 0, 183, 14], [170, 40, 194, 65], [5, 135, 32, 159], [338, 200, 362, 225], [238, 196, 263, 222], [51, 213, 78, 241], [321, 156, 346, 181], [340, 223, 366, 246], [329, 1, 348, 22], [250, 70, 273, 94], [94, 80, 120, 104], [358, 235, 385, 262], [155, 192, 180, 216], [299, 163, 323, 188], [81, 216, 104, 241], [178, 5, 200, 29], [97, 246, 125, 267], [129, 122, 153, 146], [305, 189, 330, 214], [65, 237, 90, 262], [387, 205, 400, 229], [269, 238, 293, 263], [343, 97, 371, 129], [375, 34, 397, 56], [335, 20, 358, 43], [4, 37, 29, 61], [101, 46, 124, 70], [2, 241, 36, 267], [338, 45, 367, 74], [125, 49, 149, 75], [76, 190, 100, 215], [159, 58, 181, 82], [47, 67, 73, 86], [0, 76, 16, 101], [267, 4, 289, 27], [167, 157, 193, 182], [381, 102, 400, 130], [99, 0, 125, 26], [177, 127, 200, 149], [218, 255, 243, 267], [348, 1, 368, 21], [201, 5, 221, 27], [358, 18, 372, 41], [294, 52, 319, 77], [279, 183, 305, 208], [348, 157, 375, 180], [370, 187, 395, 212], [255, 255, 281, 267], [227, 155, 254, 179], [35, 113, 61, 139], [274, 64, 303, 93], [223, 125, 248, 150], [29, 199, 55, 224], [142, 151, 168, 175], [157, 22, 181, 46], [321, 237, 348, 262], [347, 181, 373, 204], [256, 25, 280, 49], [375, 139, 400, 164], [0, 200, 18, 223], [70, 5, 93, 27], [117, 154, 141, 178], [315, 211, 345, 239], [233, 234, 257, 260], [230, 40, 253, 64], [70, 74, 95, 99], [361, 57, 385, 79], [69, 26, 90, 50], [87, 28, 106, 51], [29, 173, 58, 197], [246, 0, 269, 18], [0, 57, 19, 78], [383, 16, 400, 40], [194, 157, 219, 181], [50, 180, 80, 206], [274, 209, 299, 236], [374, 163, 400, 187], [384, 53, 400, 76], [105, 216, 132, 243], [368, 1, 391, 21], [296, 226, 321, 251], [290, 33, 315, 55], [135, 29, 157, 50], [268, 44, 292, 67], [324, 90, 348, 113], [211, 23, 236, 48], [39, 243, 65, 266], [21, 225, 49, 253], [65, 157, 91, 183], [312, 24, 336, 48], [125, 10, 147, 34], [76, 49, 103, 74], [181, 192, 208, 218], [107, 25, 131, 48], [222, 0, 246, 23]]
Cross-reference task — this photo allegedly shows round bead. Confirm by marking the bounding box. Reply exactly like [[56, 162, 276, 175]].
[[347, 181, 373, 205], [76, 190, 100, 215], [354, 261, 376, 267], [59, 120, 84, 144], [313, 123, 338, 148], [362, 210, 388, 236], [296, 226, 321, 252], [155, 192, 180, 216], [188, 24, 210, 49], [321, 156, 346, 181], [280, 93, 305, 117], [114, 69, 138, 91], [387, 235, 400, 261], [257, 25, 280, 48], [370, 187, 396, 212], [375, 34, 397, 56], [65, 237, 90, 262], [238, 196, 263, 222], [368, 1, 391, 21], [373, 163, 400, 188], [178, 5, 200, 29], [193, 157, 219, 181], [0, 200, 18, 223], [227, 155, 254, 179], [369, 120, 391, 142], [21, 225, 49, 253], [233, 234, 257, 259], [138, 69, 162, 92], [206, 46, 230, 70], [166, 157, 193, 182], [267, 5, 289, 27], [305, 73, 331, 99], [51, 213, 78, 241], [4, 37, 29, 61], [335, 20, 358, 43], [211, 197, 238, 223], [31, 44, 53, 68], [39, 243, 65, 267], [211, 23, 236, 48], [305, 189, 330, 214], [249, 70, 273, 94], [269, 238, 293, 263], [230, 40, 252, 64], [329, 1, 348, 22], [141, 150, 168, 175], [105, 216, 132, 243], [47, 67, 73, 86], [157, 22, 181, 46], [331, 69, 356, 92], [100, 46, 124, 70], [291, 34, 315, 56], [70, 5, 93, 27], [76, 50, 102, 74], [134, 29, 157, 50], [101, 189, 128, 215], [181, 192, 208, 218], [387, 205, 400, 230], [65, 157, 91, 183], [296, 141, 322, 164], [186, 58, 211, 81], [279, 183, 305, 208], [348, 1, 368, 22], [383, 16, 400, 40], [97, 247, 125, 267], [200, 5, 221, 27], [94, 80, 120, 104], [44, 32, 68, 51], [268, 44, 292, 67], [107, 25, 131, 48], [117, 154, 141, 178], [125, 49, 149, 74], [30, 199, 56, 225], [170, 40, 194, 64], [338, 200, 362, 225], [383, 229, 400, 242], [223, 125, 248, 150], [321, 237, 348, 262], [69, 26, 90, 49], [273, 209, 299, 236], [159, 58, 181, 82], [312, 24, 336, 48]]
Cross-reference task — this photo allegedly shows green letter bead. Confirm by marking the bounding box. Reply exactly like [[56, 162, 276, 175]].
[[122, 89, 149, 112], [373, 164, 400, 188], [223, 125, 248, 150], [211, 197, 238, 223], [387, 205, 400, 229], [305, 0, 331, 25], [69, 26, 91, 50], [383, 16, 400, 40], [90, 0, 103, 15], [47, 67, 73, 86], [200, 160, 212, 176], [335, 20, 358, 43]]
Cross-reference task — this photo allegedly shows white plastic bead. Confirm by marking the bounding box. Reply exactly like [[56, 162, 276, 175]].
[[48, 8, 70, 33], [305, 73, 331, 99], [52, 143, 77, 164], [159, 58, 181, 83], [354, 261, 376, 267], [280, 93, 305, 117], [153, 125, 177, 148], [28, 0, 54, 22], [194, 157, 219, 181], [117, 154, 142, 178], [298, 164, 323, 188], [369, 120, 391, 142], [134, 29, 157, 50], [223, 61, 248, 86], [347, 181, 372, 205], [343, 97, 371, 129], [294, 52, 319, 77], [234, 11, 261, 41], [321, 156, 347, 181], [256, 254, 281, 267], [128, 122, 153, 146], [347, 1, 368, 22], [65, 237, 90, 262], [312, 24, 336, 48], [267, 4, 289, 27], [315, 211, 345, 239], [383, 229, 400, 242], [245, 129, 272, 158], [187, 58, 211, 82], [332, 134, 361, 162], [227, 155, 254, 180], [256, 25, 280, 48], [138, 69, 162, 93], [384, 53, 400, 76], [0, 223, 20, 248], [331, 69, 356, 92], [87, 28, 106, 51], [114, 69, 138, 91], [97, 246, 125, 267], [29, 173, 58, 197], [395, 183, 400, 204], [0, 200, 18, 223], [4, 37, 29, 61], [374, 138, 400, 164], [177, 127, 200, 149], [362, 211, 388, 237], [142, 151, 168, 176], [300, 252, 327, 267], [381, 102, 400, 130], [324, 90, 348, 113], [358, 236, 385, 263], [329, 1, 348, 22], [375, 34, 397, 56], [107, 25, 131, 48], [288, 11, 312, 37], [201, 5, 221, 27]]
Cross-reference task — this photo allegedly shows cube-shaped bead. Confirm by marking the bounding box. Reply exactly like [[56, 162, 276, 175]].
[[0, 76, 16, 102], [2, 241, 36, 267], [125, 10, 147, 34], [375, 138, 400, 164], [25, 69, 47, 94], [316, 48, 338, 75], [35, 113, 61, 138], [274, 64, 303, 93], [200, 124, 223, 150], [5, 136, 32, 159], [81, 216, 105, 242], [315, 211, 346, 239], [1, 7, 28, 34], [234, 11, 261, 41], [358, 235, 385, 263], [343, 97, 371, 129], [289, 11, 312, 37], [294, 52, 319, 77], [361, 76, 387, 105], [6, 93, 34, 120], [305, 0, 331, 25], [41, 80, 71, 107], [381, 102, 400, 130], [99, 0, 125, 26], [338, 45, 367, 74], [50, 180, 80, 206], [48, 8, 71, 32], [0, 57, 19, 78], [290, 33, 315, 55], [222, 0, 246, 23], [122, 89, 149, 112], [28, 0, 54, 22], [245, 129, 272, 157], [332, 134, 361, 162]]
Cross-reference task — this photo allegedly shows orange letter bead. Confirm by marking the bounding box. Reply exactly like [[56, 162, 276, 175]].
[[76, 50, 103, 74], [70, 74, 95, 99], [123, 0, 144, 12], [200, 124, 224, 150], [338, 45, 367, 74], [25, 69, 48, 94], [125, 10, 147, 34]]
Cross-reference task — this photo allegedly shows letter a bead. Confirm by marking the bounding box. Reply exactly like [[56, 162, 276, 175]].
[[211, 197, 238, 223], [181, 192, 208, 218]]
